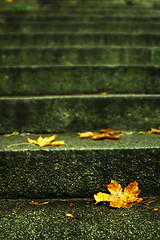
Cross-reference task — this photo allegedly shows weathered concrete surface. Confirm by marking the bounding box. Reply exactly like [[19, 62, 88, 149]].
[[0, 132, 159, 198], [1, 67, 160, 95], [0, 33, 160, 48], [0, 47, 158, 66], [1, 21, 160, 33], [0, 95, 160, 133], [0, 199, 159, 239], [1, 8, 160, 16], [2, 15, 160, 22], [0, 0, 159, 10]]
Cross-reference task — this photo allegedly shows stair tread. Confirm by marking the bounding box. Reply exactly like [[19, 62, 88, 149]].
[[1, 131, 160, 151], [0, 199, 159, 239]]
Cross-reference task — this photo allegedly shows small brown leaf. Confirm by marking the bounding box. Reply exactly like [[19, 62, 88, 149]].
[[99, 129, 115, 133], [29, 201, 48, 205], [29, 201, 39, 205], [65, 213, 80, 218], [154, 208, 158, 212], [3, 131, 19, 137]]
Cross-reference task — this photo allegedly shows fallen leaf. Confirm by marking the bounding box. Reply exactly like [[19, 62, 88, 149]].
[[3, 131, 19, 137], [139, 127, 160, 135], [100, 92, 108, 95], [29, 201, 48, 205], [50, 140, 66, 146], [78, 129, 123, 140], [77, 132, 95, 138], [94, 180, 143, 208], [92, 133, 123, 140], [154, 208, 158, 212], [99, 129, 115, 133], [148, 128, 160, 134], [65, 213, 80, 219], [28, 135, 66, 147]]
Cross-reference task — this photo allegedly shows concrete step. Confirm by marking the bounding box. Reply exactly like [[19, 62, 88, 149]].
[[1, 21, 160, 34], [0, 66, 160, 95], [0, 132, 160, 198], [0, 33, 160, 47], [0, 95, 159, 133], [0, 199, 159, 239], [0, 47, 159, 66]]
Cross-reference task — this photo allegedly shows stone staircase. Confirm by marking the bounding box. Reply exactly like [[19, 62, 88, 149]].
[[0, 1, 159, 239]]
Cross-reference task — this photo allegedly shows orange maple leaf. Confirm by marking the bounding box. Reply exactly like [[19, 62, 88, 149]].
[[92, 133, 122, 140], [28, 135, 66, 147], [78, 129, 123, 140], [94, 180, 143, 208]]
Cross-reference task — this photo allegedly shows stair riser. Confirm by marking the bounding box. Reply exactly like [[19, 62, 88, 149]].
[[1, 9, 160, 16], [0, 33, 160, 47], [0, 47, 159, 66], [0, 148, 159, 198], [0, 66, 160, 95], [2, 16, 160, 22], [1, 22, 160, 33], [0, 96, 159, 133], [1, 0, 159, 9]]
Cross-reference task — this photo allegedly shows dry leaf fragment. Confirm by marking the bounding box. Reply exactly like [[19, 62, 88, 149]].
[[3, 131, 19, 137], [94, 180, 143, 208], [65, 213, 80, 219], [28, 135, 66, 147], [29, 201, 48, 205], [50, 140, 66, 146], [100, 129, 115, 133], [77, 132, 95, 138], [139, 127, 160, 135], [29, 201, 39, 205], [154, 208, 158, 212]]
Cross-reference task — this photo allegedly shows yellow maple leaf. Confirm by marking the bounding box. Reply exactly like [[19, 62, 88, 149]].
[[148, 128, 160, 134], [28, 135, 66, 147], [77, 132, 95, 138], [94, 180, 143, 208]]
